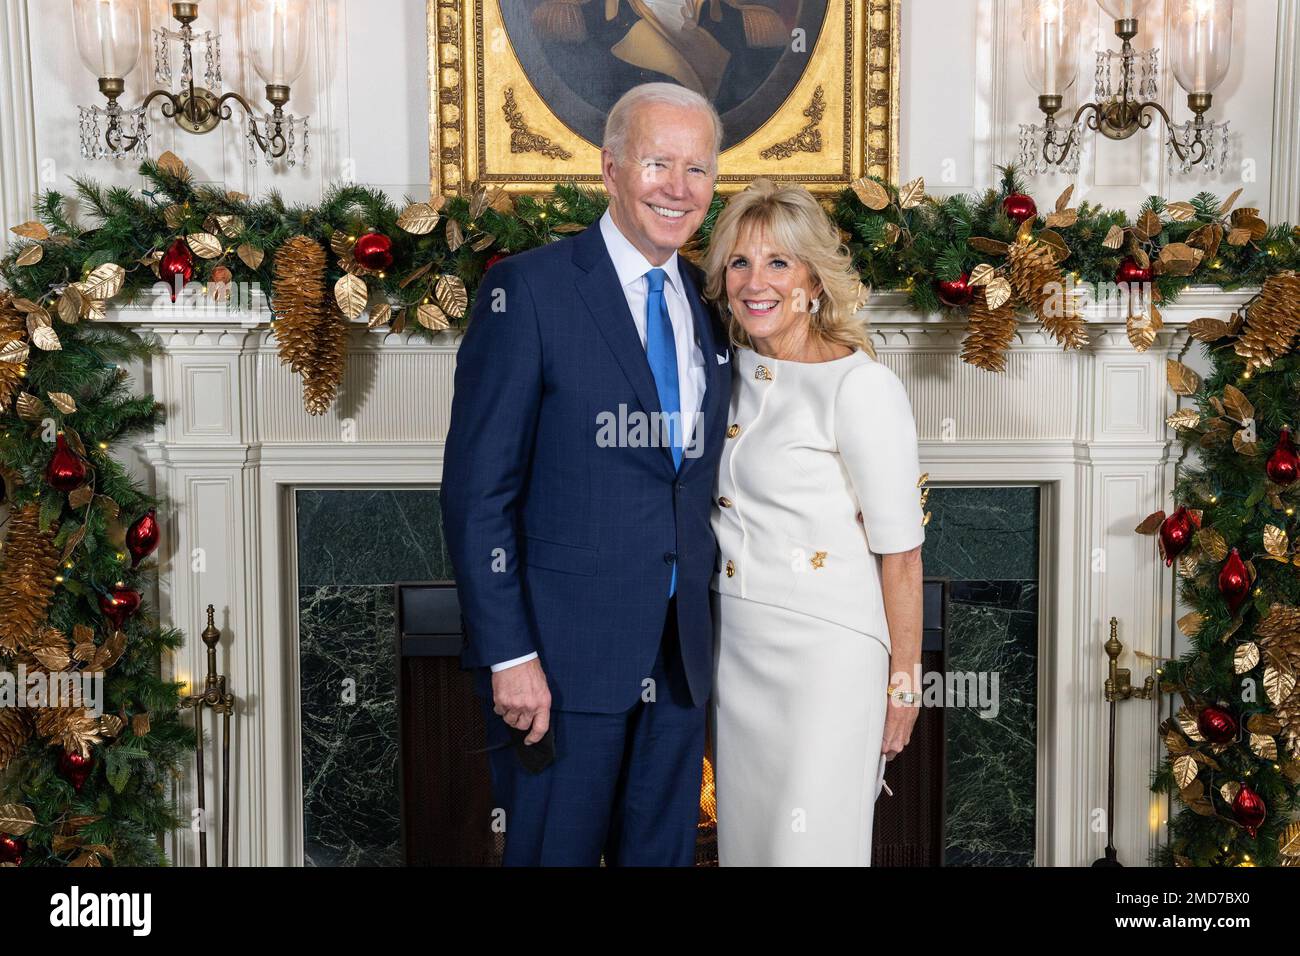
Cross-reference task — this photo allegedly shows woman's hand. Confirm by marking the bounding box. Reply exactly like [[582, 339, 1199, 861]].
[[879, 544, 924, 761], [881, 682, 921, 760]]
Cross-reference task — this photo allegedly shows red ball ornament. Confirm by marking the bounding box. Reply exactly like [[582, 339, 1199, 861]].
[[1002, 193, 1037, 225], [1196, 704, 1238, 744], [99, 585, 142, 631], [1217, 548, 1251, 615], [160, 238, 195, 302], [126, 508, 160, 568], [1266, 426, 1300, 486], [58, 750, 94, 792], [1158, 506, 1196, 566], [353, 232, 393, 271], [1231, 784, 1266, 838], [935, 273, 975, 308], [485, 252, 509, 271], [0, 833, 27, 866], [1116, 257, 1152, 286], [45, 433, 87, 493]]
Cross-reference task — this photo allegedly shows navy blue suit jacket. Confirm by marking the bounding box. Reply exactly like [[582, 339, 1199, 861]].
[[440, 222, 732, 714]]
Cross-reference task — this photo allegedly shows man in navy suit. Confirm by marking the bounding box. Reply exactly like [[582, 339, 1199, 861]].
[[441, 82, 731, 866]]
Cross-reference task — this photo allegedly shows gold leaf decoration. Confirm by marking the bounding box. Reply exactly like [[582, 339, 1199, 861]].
[[0, 804, 36, 836], [1166, 408, 1200, 430], [186, 232, 222, 259], [434, 275, 468, 319], [334, 273, 368, 319], [237, 243, 264, 269], [1250, 732, 1278, 760], [446, 218, 465, 252], [16, 392, 44, 420], [16, 244, 44, 267], [983, 276, 1012, 311], [897, 177, 925, 209], [10, 220, 49, 240], [1166, 359, 1200, 396], [1222, 384, 1253, 423], [1187, 317, 1233, 342], [1264, 524, 1290, 558], [1176, 610, 1203, 637], [48, 392, 76, 414], [397, 202, 441, 235], [1173, 753, 1198, 789], [967, 263, 996, 286], [1166, 201, 1197, 221], [30, 325, 61, 351], [416, 302, 449, 331], [1102, 225, 1125, 249], [81, 263, 125, 300], [57, 286, 84, 324], [367, 301, 391, 329], [156, 150, 188, 177], [851, 177, 891, 210]]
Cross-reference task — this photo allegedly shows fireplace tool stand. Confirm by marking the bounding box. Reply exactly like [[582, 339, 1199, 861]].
[[1093, 616, 1153, 866], [182, 604, 236, 866]]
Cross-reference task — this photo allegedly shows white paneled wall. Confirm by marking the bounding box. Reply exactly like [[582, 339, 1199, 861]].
[[900, 0, 1298, 220], [1, 1, 1297, 226]]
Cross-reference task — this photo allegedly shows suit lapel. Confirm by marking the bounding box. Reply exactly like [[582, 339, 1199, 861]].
[[573, 225, 677, 474], [676, 263, 724, 480]]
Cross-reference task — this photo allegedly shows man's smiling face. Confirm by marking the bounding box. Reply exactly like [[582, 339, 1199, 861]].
[[602, 101, 717, 266]]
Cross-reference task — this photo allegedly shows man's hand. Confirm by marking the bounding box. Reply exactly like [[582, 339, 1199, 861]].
[[491, 657, 552, 744]]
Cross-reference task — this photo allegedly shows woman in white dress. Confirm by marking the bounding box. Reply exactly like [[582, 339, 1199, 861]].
[[701, 179, 927, 866]]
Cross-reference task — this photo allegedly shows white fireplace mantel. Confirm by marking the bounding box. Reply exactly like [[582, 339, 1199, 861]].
[[107, 285, 1255, 867]]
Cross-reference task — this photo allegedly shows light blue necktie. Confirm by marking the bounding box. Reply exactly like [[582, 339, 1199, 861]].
[[644, 267, 681, 595]]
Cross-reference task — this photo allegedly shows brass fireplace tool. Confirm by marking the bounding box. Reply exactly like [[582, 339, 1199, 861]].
[[1093, 616, 1154, 867], [182, 604, 236, 866]]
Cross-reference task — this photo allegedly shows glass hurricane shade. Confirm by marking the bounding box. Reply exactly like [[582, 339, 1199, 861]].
[[1095, 0, 1147, 20], [72, 0, 142, 79], [249, 0, 308, 86], [1020, 0, 1083, 97], [1169, 0, 1234, 94]]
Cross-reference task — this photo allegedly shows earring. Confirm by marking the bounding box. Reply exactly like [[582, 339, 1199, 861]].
[[809, 297, 821, 315]]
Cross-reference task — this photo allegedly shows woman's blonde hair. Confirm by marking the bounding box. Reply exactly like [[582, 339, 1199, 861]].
[[702, 178, 873, 356]]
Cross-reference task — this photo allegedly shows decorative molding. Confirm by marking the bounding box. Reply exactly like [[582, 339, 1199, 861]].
[[759, 85, 826, 161], [0, 0, 39, 234], [503, 88, 572, 160], [1270, 0, 1300, 224]]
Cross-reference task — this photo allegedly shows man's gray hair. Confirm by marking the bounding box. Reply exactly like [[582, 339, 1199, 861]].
[[602, 82, 723, 165]]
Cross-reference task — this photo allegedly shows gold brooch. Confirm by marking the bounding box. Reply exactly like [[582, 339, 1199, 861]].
[[754, 364, 772, 381], [810, 551, 827, 569]]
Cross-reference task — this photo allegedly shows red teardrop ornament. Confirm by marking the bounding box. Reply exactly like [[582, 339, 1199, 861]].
[[45, 433, 87, 493]]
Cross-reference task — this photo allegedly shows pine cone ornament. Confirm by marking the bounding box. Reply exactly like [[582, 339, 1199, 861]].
[[271, 236, 348, 415], [961, 286, 1020, 372], [1234, 271, 1300, 371], [0, 292, 28, 413], [1008, 238, 1088, 350], [0, 707, 32, 771], [0, 503, 61, 655]]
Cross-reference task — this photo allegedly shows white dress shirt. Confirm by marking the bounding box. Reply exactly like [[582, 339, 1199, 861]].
[[490, 209, 709, 672]]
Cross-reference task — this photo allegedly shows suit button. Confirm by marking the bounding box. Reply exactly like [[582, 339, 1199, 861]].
[[725, 559, 735, 577], [727, 424, 741, 438], [664, 551, 677, 565], [718, 496, 732, 508]]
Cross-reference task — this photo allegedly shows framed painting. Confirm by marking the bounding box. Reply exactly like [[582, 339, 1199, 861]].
[[427, 0, 899, 196]]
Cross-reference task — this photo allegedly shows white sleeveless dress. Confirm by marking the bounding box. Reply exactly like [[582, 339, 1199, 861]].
[[709, 346, 927, 866]]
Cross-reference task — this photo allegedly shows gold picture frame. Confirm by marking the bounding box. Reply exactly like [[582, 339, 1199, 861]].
[[427, 0, 899, 196]]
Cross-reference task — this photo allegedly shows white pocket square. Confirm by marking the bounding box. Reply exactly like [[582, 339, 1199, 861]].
[[716, 351, 730, 365]]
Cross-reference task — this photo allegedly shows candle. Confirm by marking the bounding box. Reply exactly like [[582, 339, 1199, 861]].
[[1042, 2, 1060, 96], [272, 0, 286, 85], [98, 0, 118, 77], [1193, 0, 1212, 91]]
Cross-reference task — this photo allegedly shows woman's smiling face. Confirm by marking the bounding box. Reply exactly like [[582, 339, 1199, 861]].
[[724, 221, 822, 349]]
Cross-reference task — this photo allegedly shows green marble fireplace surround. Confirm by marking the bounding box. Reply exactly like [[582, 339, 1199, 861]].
[[294, 484, 1040, 867]]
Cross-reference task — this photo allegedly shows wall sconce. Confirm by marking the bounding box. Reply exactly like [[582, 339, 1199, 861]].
[[74, 0, 311, 168], [1018, 0, 1233, 176]]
